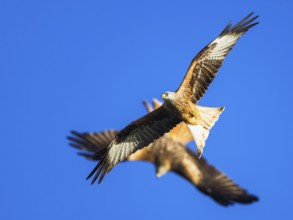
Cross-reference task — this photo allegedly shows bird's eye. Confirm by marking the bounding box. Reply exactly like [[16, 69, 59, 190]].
[[166, 93, 169, 96]]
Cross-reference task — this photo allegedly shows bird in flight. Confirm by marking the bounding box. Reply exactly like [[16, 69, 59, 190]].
[[80, 13, 259, 184], [68, 99, 259, 206]]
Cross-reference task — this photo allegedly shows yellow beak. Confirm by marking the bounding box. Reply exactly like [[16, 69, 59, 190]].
[[161, 93, 166, 99]]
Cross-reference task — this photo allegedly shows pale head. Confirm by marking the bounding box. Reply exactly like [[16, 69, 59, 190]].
[[161, 91, 176, 102]]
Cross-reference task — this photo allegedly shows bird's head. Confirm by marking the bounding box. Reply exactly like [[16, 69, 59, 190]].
[[161, 91, 175, 102]]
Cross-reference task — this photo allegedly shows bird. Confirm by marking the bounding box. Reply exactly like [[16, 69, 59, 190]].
[[82, 13, 259, 184], [68, 99, 259, 206]]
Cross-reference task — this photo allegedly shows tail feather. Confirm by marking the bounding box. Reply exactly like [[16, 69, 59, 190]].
[[187, 106, 224, 157]]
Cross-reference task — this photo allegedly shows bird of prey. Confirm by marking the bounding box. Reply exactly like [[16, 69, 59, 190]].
[[84, 13, 259, 184], [68, 99, 258, 206]]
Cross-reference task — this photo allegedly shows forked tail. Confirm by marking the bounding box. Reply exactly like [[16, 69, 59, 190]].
[[187, 105, 224, 158]]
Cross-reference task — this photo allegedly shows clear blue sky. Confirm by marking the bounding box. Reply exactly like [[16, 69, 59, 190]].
[[1, 0, 292, 219]]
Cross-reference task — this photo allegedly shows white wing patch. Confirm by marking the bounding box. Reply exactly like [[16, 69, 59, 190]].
[[209, 34, 242, 60]]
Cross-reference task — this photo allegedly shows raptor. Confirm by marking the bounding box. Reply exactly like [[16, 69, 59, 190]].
[[78, 13, 259, 184], [68, 99, 258, 206]]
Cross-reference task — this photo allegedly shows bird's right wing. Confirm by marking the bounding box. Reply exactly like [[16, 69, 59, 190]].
[[173, 148, 258, 206], [88, 105, 181, 184]]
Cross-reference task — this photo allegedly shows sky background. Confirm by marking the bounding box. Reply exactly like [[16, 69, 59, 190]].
[[1, 0, 293, 219]]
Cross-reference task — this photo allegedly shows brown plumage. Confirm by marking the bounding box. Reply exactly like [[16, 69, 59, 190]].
[[68, 100, 258, 206], [81, 13, 259, 184]]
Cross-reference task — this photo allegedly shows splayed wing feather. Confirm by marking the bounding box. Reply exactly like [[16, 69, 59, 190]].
[[143, 100, 153, 112], [68, 129, 258, 206], [176, 12, 259, 103], [67, 130, 118, 153], [152, 98, 163, 110], [87, 105, 181, 184], [68, 13, 259, 189]]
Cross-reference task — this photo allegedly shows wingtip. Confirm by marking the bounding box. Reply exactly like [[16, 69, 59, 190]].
[[250, 194, 259, 202], [86, 173, 92, 181], [152, 98, 160, 103], [142, 100, 148, 105], [67, 130, 79, 140], [86, 163, 99, 181], [220, 12, 259, 36], [247, 12, 255, 17], [152, 98, 163, 110], [70, 130, 79, 136], [143, 100, 153, 112], [86, 157, 109, 185], [233, 193, 259, 205], [86, 178, 97, 186], [247, 12, 260, 21]]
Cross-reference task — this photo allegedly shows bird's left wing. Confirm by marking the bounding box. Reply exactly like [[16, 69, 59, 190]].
[[176, 13, 259, 103], [87, 105, 181, 184]]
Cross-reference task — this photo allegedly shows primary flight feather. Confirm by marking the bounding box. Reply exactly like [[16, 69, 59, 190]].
[[82, 13, 259, 184]]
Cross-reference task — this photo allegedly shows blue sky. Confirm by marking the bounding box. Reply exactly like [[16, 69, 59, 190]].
[[1, 0, 292, 219]]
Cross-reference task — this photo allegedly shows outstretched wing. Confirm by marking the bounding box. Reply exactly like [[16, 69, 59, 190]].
[[88, 105, 181, 184], [67, 130, 119, 160], [67, 127, 258, 206], [173, 148, 258, 206], [68, 130, 156, 162], [176, 12, 259, 103]]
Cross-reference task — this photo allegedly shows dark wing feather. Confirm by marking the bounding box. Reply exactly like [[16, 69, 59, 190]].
[[68, 129, 258, 206], [88, 105, 181, 184], [67, 130, 119, 160], [173, 148, 258, 206], [176, 12, 259, 103]]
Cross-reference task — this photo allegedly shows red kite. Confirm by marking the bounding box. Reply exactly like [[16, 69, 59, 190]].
[[68, 99, 258, 206], [83, 13, 259, 184]]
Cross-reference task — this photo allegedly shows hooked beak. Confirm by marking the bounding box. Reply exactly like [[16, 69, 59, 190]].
[[161, 93, 166, 99]]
